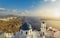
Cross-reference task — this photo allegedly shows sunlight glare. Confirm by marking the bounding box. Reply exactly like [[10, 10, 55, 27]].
[[53, 9, 60, 18]]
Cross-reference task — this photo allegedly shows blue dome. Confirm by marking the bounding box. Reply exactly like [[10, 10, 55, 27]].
[[21, 22, 32, 30]]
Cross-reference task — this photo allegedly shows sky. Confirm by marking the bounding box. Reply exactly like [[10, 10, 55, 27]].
[[0, 0, 42, 15], [0, 0, 41, 10], [0, 0, 60, 18]]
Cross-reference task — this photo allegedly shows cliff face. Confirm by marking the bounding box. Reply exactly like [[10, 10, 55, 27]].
[[0, 17, 22, 33]]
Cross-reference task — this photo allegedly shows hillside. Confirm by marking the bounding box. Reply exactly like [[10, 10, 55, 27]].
[[0, 17, 22, 33], [0, 16, 41, 33]]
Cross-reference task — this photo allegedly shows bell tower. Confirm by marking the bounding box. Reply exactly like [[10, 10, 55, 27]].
[[40, 21, 47, 38], [41, 21, 46, 32]]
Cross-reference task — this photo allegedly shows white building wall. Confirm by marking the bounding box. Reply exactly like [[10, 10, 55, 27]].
[[4, 33, 14, 38], [41, 21, 46, 32], [20, 29, 32, 35]]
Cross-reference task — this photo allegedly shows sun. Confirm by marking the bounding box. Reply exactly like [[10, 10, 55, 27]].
[[54, 13, 59, 17], [53, 9, 60, 18]]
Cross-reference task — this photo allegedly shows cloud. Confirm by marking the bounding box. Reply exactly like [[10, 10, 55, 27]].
[[31, 5, 34, 8], [44, 0, 56, 2], [51, 0, 56, 2], [44, 0, 48, 2], [12, 9, 18, 13], [0, 8, 26, 16], [0, 8, 7, 11]]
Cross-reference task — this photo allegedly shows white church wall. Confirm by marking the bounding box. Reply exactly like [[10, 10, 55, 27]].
[[20, 29, 32, 36]]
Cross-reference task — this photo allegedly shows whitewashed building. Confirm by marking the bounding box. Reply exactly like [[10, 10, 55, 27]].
[[19, 22, 33, 38], [4, 33, 14, 38], [20, 22, 32, 35], [40, 21, 47, 38]]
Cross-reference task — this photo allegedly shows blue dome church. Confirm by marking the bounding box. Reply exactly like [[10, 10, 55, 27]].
[[20, 22, 32, 36]]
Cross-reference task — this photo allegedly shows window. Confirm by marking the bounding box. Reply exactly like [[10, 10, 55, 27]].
[[26, 32, 28, 35]]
